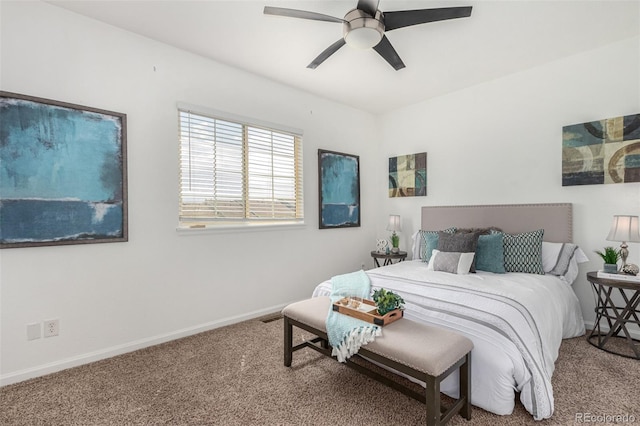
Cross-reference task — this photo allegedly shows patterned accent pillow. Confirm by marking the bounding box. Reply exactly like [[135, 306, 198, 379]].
[[547, 243, 579, 277], [437, 231, 481, 272], [501, 229, 545, 274], [418, 227, 456, 262], [426, 250, 475, 274]]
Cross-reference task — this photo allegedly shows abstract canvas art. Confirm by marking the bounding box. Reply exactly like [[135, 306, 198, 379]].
[[389, 152, 427, 197], [318, 149, 360, 229], [562, 114, 640, 186], [0, 92, 128, 248]]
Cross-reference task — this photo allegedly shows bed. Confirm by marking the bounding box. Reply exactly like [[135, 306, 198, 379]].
[[312, 203, 586, 420]]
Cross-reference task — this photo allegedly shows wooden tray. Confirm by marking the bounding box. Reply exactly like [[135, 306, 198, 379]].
[[332, 298, 403, 326]]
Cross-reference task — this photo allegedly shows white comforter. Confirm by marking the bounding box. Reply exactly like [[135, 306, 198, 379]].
[[312, 261, 585, 420]]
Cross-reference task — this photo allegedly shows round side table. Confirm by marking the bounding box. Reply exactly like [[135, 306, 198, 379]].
[[370, 250, 407, 268]]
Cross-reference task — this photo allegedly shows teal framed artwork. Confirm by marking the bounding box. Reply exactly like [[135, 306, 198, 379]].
[[562, 113, 640, 186], [389, 152, 427, 197], [318, 149, 360, 229], [0, 91, 128, 248]]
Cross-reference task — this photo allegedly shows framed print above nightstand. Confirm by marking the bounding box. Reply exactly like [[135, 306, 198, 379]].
[[389, 152, 426, 197]]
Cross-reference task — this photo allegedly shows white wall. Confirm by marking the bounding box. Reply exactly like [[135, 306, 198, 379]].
[[377, 35, 640, 327], [0, 1, 380, 385]]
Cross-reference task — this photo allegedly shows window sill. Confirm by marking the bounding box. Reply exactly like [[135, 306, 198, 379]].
[[176, 221, 306, 235]]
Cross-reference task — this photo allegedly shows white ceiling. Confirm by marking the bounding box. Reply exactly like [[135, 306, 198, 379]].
[[48, 0, 640, 114]]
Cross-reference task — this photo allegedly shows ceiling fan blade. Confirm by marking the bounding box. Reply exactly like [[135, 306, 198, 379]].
[[307, 38, 347, 69], [372, 35, 405, 70], [263, 6, 344, 24], [356, 0, 380, 17], [384, 6, 472, 31]]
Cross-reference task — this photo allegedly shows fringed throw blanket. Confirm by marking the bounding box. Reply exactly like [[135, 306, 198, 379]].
[[326, 270, 381, 362]]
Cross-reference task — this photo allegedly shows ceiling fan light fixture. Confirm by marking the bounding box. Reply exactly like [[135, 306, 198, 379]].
[[264, 3, 473, 70], [344, 27, 382, 49], [343, 9, 384, 49]]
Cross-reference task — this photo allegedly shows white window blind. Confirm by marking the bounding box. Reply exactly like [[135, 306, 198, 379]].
[[179, 109, 303, 226]]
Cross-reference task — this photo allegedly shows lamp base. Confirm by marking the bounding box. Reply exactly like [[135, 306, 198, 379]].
[[619, 242, 629, 267]]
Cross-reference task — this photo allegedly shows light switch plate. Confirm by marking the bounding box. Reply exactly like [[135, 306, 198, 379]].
[[27, 323, 41, 341]]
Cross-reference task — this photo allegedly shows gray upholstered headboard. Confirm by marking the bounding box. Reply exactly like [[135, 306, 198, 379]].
[[421, 203, 573, 243]]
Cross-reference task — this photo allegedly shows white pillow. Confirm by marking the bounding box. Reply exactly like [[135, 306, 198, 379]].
[[426, 249, 475, 275], [410, 230, 421, 259], [541, 242, 588, 284]]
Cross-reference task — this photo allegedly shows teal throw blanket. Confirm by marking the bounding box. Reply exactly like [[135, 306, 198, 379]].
[[326, 270, 381, 362]]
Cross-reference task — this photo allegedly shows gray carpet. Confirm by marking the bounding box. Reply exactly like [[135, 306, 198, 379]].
[[1, 316, 639, 425]]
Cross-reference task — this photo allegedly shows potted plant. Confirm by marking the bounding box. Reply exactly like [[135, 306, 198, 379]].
[[372, 288, 405, 316], [390, 232, 400, 254], [595, 246, 620, 273]]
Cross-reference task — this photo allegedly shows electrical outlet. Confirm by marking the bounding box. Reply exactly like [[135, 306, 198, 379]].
[[27, 323, 41, 341], [43, 319, 59, 338]]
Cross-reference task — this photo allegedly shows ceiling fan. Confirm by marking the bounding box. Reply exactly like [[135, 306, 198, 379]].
[[264, 0, 472, 70]]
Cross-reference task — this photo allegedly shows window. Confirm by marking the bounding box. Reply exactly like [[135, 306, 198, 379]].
[[179, 108, 303, 228]]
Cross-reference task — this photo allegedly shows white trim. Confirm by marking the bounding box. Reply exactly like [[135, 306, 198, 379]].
[[176, 102, 303, 136], [0, 302, 293, 387], [176, 222, 306, 235]]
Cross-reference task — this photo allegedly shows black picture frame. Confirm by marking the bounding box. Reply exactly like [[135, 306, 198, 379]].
[[0, 91, 128, 248], [318, 149, 360, 229]]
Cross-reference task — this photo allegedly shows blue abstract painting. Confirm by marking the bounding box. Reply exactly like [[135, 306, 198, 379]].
[[318, 149, 360, 229], [0, 92, 127, 248]]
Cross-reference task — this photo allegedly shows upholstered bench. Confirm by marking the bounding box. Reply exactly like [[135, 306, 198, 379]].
[[282, 296, 473, 426]]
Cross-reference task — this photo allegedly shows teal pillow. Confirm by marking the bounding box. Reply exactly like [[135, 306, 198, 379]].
[[476, 233, 506, 273], [422, 232, 439, 263]]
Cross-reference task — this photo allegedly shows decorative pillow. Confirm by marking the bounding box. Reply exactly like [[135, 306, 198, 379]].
[[414, 227, 456, 261], [437, 231, 480, 272], [455, 227, 502, 235], [421, 232, 439, 263], [475, 233, 506, 274], [501, 229, 545, 274], [426, 249, 475, 274], [542, 241, 589, 284]]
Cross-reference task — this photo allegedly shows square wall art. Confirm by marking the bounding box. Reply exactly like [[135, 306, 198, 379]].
[[0, 91, 128, 248], [562, 113, 640, 186], [318, 149, 360, 229], [389, 152, 427, 197]]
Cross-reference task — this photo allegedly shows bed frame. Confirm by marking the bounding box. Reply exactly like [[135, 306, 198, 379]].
[[421, 203, 573, 243]]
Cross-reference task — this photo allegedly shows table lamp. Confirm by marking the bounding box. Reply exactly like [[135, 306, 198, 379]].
[[387, 215, 401, 253], [606, 215, 640, 268]]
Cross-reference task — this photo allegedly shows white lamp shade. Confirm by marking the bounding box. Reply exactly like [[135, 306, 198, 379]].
[[606, 215, 640, 242], [386, 215, 401, 232], [344, 27, 382, 49]]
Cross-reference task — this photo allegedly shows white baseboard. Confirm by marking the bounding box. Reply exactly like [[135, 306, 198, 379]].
[[583, 320, 640, 340], [4, 313, 636, 387], [1, 302, 290, 387]]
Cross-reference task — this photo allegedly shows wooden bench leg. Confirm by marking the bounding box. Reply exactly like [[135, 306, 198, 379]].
[[283, 307, 472, 425], [425, 375, 441, 426], [284, 316, 293, 367], [460, 352, 472, 420]]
